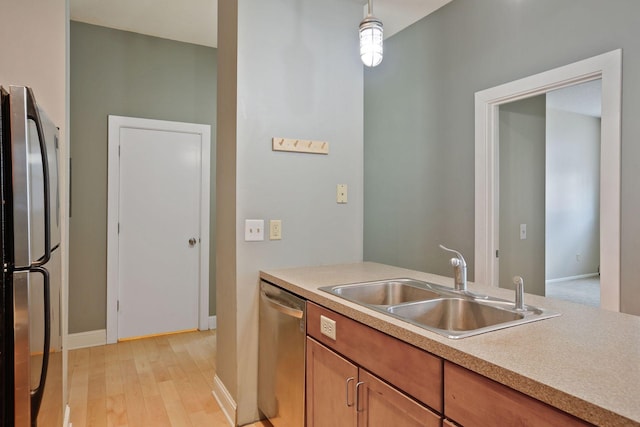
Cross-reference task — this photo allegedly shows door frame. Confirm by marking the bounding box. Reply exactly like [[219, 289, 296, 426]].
[[106, 115, 211, 344], [474, 49, 621, 311]]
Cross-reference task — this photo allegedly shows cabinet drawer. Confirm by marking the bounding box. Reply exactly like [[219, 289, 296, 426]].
[[444, 362, 591, 426], [307, 302, 443, 412]]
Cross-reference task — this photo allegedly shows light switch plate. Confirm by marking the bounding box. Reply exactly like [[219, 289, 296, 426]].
[[245, 219, 264, 241]]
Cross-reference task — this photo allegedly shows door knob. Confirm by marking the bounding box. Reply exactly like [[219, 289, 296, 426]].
[[188, 238, 197, 247]]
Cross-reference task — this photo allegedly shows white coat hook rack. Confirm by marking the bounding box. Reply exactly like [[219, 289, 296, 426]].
[[272, 137, 330, 154]]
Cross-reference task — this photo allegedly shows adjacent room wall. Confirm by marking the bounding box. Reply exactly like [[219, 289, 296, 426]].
[[499, 96, 546, 296], [217, 0, 364, 423], [363, 0, 640, 315], [69, 22, 217, 333], [546, 108, 600, 281]]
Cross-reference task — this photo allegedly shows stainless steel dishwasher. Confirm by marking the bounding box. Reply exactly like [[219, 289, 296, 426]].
[[258, 280, 306, 427]]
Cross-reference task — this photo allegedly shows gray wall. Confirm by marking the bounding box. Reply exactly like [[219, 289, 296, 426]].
[[364, 0, 640, 315], [218, 0, 364, 423], [69, 22, 217, 333], [499, 96, 546, 296], [546, 108, 600, 280]]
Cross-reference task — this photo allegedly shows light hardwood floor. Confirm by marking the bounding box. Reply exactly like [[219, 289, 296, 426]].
[[68, 330, 271, 427]]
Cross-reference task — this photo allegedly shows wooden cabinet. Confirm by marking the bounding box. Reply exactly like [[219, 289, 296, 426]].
[[306, 302, 443, 412], [306, 302, 442, 427], [307, 337, 440, 427], [306, 337, 358, 427], [306, 301, 591, 427], [357, 369, 440, 427], [444, 362, 591, 426]]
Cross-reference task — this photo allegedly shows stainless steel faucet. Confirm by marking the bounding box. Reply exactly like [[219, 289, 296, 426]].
[[513, 276, 525, 311], [439, 245, 467, 292]]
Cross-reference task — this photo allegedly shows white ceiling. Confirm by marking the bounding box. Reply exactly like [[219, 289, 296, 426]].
[[70, 0, 452, 48], [70, 0, 219, 47]]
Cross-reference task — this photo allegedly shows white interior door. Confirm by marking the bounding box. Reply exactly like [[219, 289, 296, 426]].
[[115, 124, 204, 340]]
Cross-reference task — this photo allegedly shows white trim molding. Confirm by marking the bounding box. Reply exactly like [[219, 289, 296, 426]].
[[106, 116, 211, 344], [474, 49, 621, 312], [208, 315, 217, 330], [212, 375, 236, 427], [546, 273, 600, 285], [63, 404, 71, 427], [67, 329, 107, 350]]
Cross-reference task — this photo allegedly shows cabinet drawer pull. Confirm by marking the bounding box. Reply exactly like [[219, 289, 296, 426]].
[[345, 377, 355, 407], [355, 381, 366, 413]]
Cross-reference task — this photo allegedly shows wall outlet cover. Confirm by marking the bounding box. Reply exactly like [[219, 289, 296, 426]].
[[320, 315, 336, 340], [269, 219, 282, 240]]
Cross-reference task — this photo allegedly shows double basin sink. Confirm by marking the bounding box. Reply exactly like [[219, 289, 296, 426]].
[[320, 278, 560, 339]]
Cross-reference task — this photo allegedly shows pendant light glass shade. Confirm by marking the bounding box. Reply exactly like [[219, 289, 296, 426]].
[[359, 17, 383, 67], [359, 0, 383, 67]]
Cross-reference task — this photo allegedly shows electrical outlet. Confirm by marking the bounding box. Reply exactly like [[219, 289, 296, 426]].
[[337, 184, 348, 204], [320, 315, 336, 340], [245, 219, 264, 241], [269, 220, 282, 240]]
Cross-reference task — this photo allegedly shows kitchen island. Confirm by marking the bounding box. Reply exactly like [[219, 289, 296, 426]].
[[260, 262, 640, 426]]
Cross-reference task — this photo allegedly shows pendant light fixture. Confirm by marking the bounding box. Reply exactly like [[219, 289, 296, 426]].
[[359, 0, 383, 67]]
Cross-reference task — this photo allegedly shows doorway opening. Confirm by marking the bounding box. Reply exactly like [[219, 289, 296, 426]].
[[497, 81, 602, 308], [545, 81, 602, 307], [474, 49, 621, 311]]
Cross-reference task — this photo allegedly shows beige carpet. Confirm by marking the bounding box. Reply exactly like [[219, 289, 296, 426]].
[[546, 276, 600, 308]]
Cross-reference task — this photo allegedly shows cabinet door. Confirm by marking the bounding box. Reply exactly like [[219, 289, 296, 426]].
[[307, 337, 358, 427], [357, 369, 441, 427]]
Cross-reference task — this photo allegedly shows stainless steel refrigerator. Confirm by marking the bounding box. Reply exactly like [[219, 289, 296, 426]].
[[0, 86, 62, 427]]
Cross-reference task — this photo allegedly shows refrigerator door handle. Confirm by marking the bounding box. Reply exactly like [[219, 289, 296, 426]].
[[25, 87, 51, 268], [10, 86, 51, 270], [28, 266, 50, 423]]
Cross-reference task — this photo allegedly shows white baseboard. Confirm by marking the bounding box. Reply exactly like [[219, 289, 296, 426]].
[[212, 375, 236, 427], [67, 329, 107, 350], [69, 322, 217, 349], [546, 272, 599, 284], [208, 315, 217, 330], [63, 404, 71, 427]]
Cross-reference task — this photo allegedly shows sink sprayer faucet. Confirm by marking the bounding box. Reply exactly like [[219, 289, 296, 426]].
[[439, 245, 467, 292], [513, 276, 525, 311]]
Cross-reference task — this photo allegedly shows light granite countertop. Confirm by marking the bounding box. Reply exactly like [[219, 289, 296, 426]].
[[260, 262, 640, 427]]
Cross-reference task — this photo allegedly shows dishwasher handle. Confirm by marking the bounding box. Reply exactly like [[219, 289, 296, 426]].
[[261, 291, 304, 319]]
